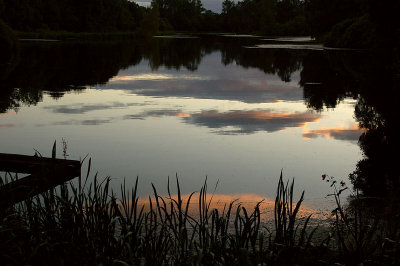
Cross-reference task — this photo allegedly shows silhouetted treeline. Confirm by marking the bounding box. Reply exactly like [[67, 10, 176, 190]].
[[152, 0, 309, 34], [0, 18, 16, 60], [0, 0, 144, 32], [221, 0, 307, 35], [1, 0, 398, 47], [306, 0, 400, 48], [152, 0, 203, 31]]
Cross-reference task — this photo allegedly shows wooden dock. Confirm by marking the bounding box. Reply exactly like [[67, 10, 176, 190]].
[[0, 153, 81, 208]]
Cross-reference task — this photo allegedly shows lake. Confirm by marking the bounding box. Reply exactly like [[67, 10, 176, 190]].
[[2, 35, 392, 213]]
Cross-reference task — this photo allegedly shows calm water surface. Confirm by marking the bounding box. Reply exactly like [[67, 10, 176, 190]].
[[1, 36, 372, 211]]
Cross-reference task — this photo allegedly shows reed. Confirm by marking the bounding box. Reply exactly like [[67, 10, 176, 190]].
[[1, 156, 399, 265], [324, 174, 400, 265]]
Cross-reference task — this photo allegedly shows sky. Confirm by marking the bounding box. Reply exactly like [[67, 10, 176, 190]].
[[134, 0, 224, 13]]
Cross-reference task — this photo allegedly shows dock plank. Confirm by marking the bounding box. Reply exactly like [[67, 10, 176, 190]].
[[0, 153, 81, 208], [0, 153, 80, 174]]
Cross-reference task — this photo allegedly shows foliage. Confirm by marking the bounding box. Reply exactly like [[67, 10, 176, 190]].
[[152, 0, 204, 31], [1, 0, 144, 32], [0, 18, 17, 60], [138, 3, 160, 36], [305, 0, 366, 38], [220, 0, 307, 36], [324, 174, 400, 265], [0, 0, 311, 36], [325, 15, 375, 48]]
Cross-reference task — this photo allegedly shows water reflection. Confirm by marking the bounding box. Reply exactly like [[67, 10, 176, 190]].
[[0, 36, 307, 111], [300, 51, 359, 110], [1, 35, 394, 207], [44, 102, 149, 114], [0, 41, 142, 112], [0, 37, 371, 113]]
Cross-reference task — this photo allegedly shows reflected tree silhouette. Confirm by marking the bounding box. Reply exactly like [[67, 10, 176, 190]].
[[0, 36, 306, 113], [349, 59, 399, 198], [221, 43, 304, 81], [300, 40, 399, 200], [300, 51, 361, 110], [0, 41, 143, 112]]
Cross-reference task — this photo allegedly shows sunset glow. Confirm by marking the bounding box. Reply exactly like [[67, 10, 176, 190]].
[[133, 193, 328, 220]]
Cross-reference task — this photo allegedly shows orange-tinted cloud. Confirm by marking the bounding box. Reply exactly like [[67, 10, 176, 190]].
[[124, 109, 321, 134], [303, 124, 363, 142], [174, 112, 190, 117], [184, 110, 321, 134], [0, 111, 16, 116]]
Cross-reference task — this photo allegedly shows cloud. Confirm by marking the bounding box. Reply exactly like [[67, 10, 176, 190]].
[[303, 124, 363, 142], [80, 119, 113, 125], [183, 110, 321, 134], [124, 109, 189, 120], [43, 102, 149, 114], [51, 118, 113, 126], [124, 108, 320, 134], [0, 124, 17, 129], [109, 73, 208, 82], [108, 78, 302, 104]]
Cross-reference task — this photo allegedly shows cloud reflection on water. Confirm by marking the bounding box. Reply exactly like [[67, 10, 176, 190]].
[[43, 102, 150, 114], [106, 53, 303, 104], [50, 118, 114, 126], [0, 124, 17, 129], [303, 124, 363, 142], [184, 110, 321, 134], [123, 108, 321, 135], [110, 73, 210, 81], [109, 78, 302, 104]]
